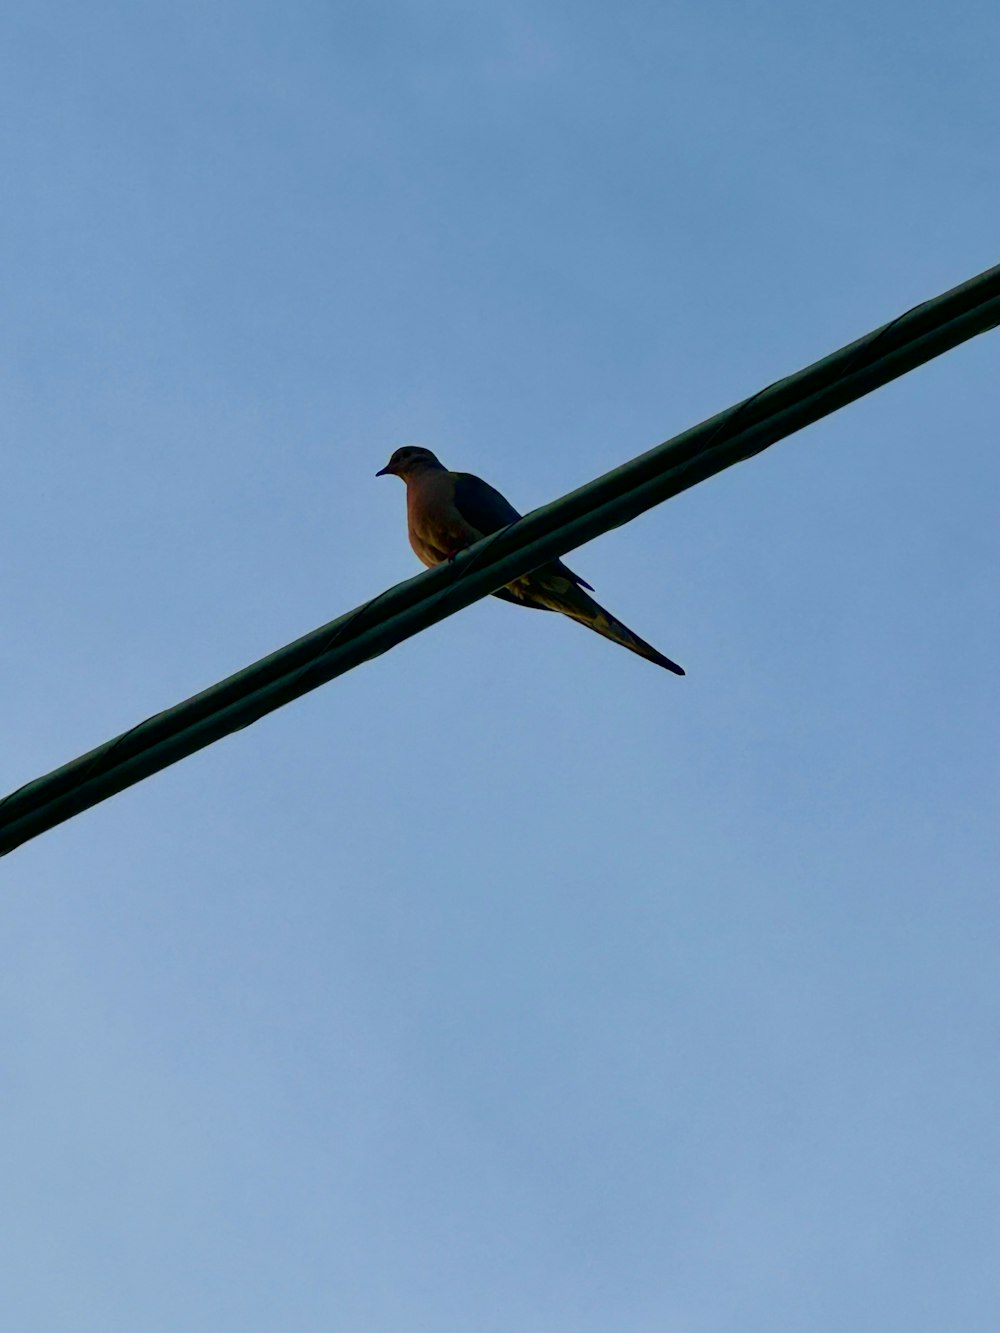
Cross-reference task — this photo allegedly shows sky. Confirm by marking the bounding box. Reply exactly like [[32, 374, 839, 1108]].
[[1, 1, 998, 1329]]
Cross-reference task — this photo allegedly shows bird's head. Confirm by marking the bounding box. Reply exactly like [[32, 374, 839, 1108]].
[[376, 446, 445, 481]]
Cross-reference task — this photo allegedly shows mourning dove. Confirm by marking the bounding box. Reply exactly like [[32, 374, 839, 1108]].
[[377, 446, 684, 675]]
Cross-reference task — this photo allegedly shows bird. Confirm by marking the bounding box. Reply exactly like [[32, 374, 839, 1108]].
[[376, 446, 684, 675]]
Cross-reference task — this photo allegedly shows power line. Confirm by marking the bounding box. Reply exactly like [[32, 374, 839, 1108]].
[[2, 261, 998, 858]]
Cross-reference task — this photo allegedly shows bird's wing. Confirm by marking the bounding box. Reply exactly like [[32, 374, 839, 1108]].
[[451, 471, 594, 591], [451, 472, 524, 533]]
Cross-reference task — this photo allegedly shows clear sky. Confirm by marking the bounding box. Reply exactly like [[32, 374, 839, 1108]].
[[2, 2, 998, 1329]]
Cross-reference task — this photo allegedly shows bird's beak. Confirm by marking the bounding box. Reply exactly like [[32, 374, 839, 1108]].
[[375, 463, 394, 477]]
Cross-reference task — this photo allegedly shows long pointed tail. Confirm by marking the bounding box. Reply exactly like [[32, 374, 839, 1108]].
[[544, 584, 685, 676]]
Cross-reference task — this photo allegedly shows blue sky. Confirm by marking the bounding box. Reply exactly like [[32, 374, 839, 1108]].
[[2, 2, 998, 1329]]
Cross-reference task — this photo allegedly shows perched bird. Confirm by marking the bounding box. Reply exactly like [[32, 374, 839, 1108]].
[[376, 446, 684, 675]]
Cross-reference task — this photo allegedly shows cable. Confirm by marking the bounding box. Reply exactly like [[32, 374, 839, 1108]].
[[2, 260, 998, 857]]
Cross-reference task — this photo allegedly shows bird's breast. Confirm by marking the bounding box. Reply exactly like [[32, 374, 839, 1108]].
[[405, 473, 466, 568]]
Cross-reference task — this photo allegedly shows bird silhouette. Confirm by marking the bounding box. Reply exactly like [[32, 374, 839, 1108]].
[[377, 446, 684, 675]]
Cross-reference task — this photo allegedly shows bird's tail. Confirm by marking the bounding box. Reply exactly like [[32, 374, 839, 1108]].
[[546, 585, 685, 676]]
